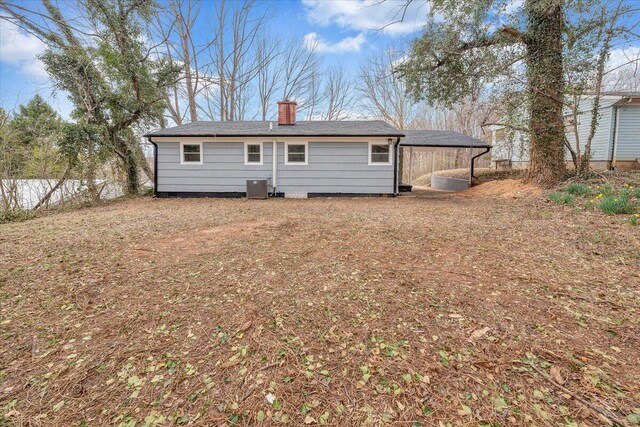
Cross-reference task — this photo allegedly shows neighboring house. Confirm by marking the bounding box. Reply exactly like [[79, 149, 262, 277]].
[[144, 101, 491, 198], [490, 92, 640, 170]]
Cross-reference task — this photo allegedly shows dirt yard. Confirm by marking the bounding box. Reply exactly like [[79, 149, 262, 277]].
[[1, 192, 639, 426]]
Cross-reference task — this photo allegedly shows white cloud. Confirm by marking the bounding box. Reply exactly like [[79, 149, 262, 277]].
[[302, 0, 429, 35], [504, 0, 524, 14], [0, 20, 48, 78], [0, 20, 46, 63], [607, 46, 640, 71], [303, 32, 366, 54], [21, 58, 49, 78]]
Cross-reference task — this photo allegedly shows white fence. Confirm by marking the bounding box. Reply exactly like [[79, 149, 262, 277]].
[[0, 179, 124, 210]]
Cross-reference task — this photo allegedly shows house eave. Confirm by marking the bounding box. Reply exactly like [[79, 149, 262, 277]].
[[143, 133, 406, 139]]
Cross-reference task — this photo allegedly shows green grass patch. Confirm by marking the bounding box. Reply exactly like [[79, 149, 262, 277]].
[[626, 215, 639, 226], [619, 185, 640, 199], [549, 192, 574, 206], [596, 184, 614, 197], [0, 209, 39, 224], [596, 196, 636, 215], [564, 183, 593, 197]]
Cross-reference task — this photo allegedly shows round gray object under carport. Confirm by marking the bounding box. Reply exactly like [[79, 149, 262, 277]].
[[430, 175, 470, 191]]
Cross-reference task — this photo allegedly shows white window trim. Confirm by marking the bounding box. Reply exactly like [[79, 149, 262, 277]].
[[180, 141, 203, 165], [368, 141, 392, 165], [284, 141, 308, 165], [244, 141, 264, 165]]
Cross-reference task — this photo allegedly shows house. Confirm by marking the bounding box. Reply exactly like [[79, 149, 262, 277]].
[[490, 92, 640, 170], [144, 101, 491, 198]]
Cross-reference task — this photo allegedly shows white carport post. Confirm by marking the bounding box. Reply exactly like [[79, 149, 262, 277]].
[[430, 151, 436, 187], [408, 147, 413, 185]]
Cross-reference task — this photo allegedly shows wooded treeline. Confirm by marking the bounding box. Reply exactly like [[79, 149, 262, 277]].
[[0, 0, 638, 216]]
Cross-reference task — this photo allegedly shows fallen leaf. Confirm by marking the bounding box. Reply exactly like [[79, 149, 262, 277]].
[[470, 327, 490, 340], [238, 321, 252, 332], [550, 365, 564, 385]]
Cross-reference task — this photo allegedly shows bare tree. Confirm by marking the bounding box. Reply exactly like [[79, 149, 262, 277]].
[[357, 49, 418, 130], [199, 0, 268, 121], [279, 39, 321, 118], [255, 36, 282, 120], [154, 0, 206, 125], [603, 53, 640, 91], [321, 66, 355, 121]]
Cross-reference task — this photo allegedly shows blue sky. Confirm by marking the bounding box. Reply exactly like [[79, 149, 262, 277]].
[[0, 0, 428, 119], [0, 0, 638, 120]]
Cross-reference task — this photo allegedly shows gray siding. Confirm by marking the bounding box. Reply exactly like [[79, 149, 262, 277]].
[[276, 142, 393, 193], [491, 131, 529, 163], [565, 97, 617, 161], [157, 142, 273, 192], [615, 105, 640, 161], [156, 141, 394, 194], [493, 97, 622, 164]]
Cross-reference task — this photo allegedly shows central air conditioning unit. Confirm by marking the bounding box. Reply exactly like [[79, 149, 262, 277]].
[[246, 179, 268, 199]]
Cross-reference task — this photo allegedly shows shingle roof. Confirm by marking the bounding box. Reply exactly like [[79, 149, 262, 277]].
[[399, 130, 491, 149], [144, 120, 404, 138]]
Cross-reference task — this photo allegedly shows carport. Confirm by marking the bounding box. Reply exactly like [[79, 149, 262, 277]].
[[394, 130, 492, 194]]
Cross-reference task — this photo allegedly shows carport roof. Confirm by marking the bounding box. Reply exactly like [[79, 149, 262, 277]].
[[399, 130, 491, 149]]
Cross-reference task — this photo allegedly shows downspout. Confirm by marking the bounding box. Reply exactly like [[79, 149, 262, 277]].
[[146, 136, 158, 197], [470, 147, 491, 180], [270, 122, 277, 196], [272, 138, 277, 196], [393, 137, 401, 196]]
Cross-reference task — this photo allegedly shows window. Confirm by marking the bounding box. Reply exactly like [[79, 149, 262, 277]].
[[245, 142, 263, 165], [369, 142, 391, 165], [285, 142, 307, 165], [181, 142, 202, 164]]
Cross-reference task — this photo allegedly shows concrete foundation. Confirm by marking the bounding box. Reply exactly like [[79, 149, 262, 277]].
[[431, 175, 470, 191]]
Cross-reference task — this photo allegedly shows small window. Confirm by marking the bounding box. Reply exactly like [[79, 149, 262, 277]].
[[369, 143, 390, 164], [285, 142, 307, 165], [245, 142, 263, 165], [181, 142, 202, 164]]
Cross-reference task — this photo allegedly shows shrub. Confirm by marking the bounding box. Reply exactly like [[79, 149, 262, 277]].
[[0, 209, 38, 224], [633, 187, 640, 199], [549, 192, 574, 206], [564, 183, 593, 197], [596, 196, 636, 215]]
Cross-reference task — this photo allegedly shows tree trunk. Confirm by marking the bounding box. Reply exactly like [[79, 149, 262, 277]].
[[121, 140, 140, 195], [525, 0, 566, 186], [33, 165, 71, 210], [181, 31, 198, 123]]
